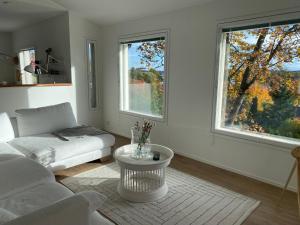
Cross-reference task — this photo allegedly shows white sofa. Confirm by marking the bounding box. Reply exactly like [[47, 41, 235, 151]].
[[0, 102, 115, 171], [0, 154, 114, 225]]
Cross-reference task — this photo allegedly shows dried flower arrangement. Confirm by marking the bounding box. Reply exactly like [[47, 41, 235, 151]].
[[132, 120, 155, 152]]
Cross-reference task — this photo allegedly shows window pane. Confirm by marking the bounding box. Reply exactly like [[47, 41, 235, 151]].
[[120, 36, 166, 118], [87, 41, 97, 109], [218, 22, 300, 143], [19, 48, 37, 84]]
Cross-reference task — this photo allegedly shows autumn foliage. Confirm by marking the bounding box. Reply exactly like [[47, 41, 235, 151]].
[[223, 23, 300, 138], [127, 39, 166, 116]]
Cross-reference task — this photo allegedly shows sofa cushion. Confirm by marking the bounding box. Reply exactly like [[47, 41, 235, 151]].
[[0, 182, 73, 217], [0, 182, 114, 225], [9, 133, 115, 166], [15, 102, 77, 137], [4, 194, 89, 225], [0, 156, 55, 198], [0, 113, 15, 143], [0, 143, 24, 157], [0, 208, 17, 225]]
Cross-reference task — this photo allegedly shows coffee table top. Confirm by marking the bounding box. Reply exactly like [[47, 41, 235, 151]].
[[114, 144, 174, 166]]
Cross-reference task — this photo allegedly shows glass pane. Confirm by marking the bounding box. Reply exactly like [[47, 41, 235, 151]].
[[87, 42, 97, 109], [219, 22, 300, 142], [19, 48, 37, 84], [121, 37, 166, 118]]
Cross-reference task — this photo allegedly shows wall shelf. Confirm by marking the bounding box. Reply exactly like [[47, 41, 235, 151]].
[[0, 83, 72, 88]]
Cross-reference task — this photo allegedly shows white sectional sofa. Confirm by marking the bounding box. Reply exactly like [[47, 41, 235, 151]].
[[0, 102, 115, 171], [0, 103, 116, 224], [0, 154, 114, 225]]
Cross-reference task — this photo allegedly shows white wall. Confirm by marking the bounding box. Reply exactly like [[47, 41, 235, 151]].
[[101, 0, 300, 190], [0, 13, 75, 118], [0, 86, 74, 116], [0, 32, 12, 54], [68, 12, 103, 128], [0, 13, 103, 128], [0, 32, 14, 82], [13, 13, 71, 83]]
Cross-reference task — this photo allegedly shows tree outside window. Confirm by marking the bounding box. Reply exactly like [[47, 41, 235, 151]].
[[120, 33, 167, 119], [216, 20, 300, 142]]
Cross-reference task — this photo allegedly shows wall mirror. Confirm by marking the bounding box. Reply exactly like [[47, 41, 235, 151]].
[[0, 0, 71, 87]]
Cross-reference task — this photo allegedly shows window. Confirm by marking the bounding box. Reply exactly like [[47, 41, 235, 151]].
[[86, 40, 97, 110], [214, 19, 300, 145], [119, 31, 168, 119], [19, 48, 36, 84]]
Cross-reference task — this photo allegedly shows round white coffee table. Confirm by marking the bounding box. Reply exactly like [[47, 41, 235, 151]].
[[114, 144, 174, 202]]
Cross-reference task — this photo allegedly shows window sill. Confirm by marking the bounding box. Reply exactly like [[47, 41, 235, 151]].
[[213, 126, 299, 150], [119, 110, 166, 122]]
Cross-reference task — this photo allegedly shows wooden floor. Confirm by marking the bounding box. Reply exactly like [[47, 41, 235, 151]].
[[55, 135, 300, 225]]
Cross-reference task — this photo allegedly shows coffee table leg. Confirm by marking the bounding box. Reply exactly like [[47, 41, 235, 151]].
[[117, 167, 168, 202]]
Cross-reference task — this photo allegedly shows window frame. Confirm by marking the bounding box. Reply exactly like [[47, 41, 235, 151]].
[[212, 12, 300, 148], [18, 47, 36, 84], [86, 39, 99, 111], [118, 30, 169, 122]]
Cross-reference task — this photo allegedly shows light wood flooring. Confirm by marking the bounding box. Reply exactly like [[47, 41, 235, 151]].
[[55, 135, 300, 225]]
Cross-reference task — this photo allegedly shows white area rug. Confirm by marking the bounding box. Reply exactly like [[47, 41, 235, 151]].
[[61, 163, 260, 225]]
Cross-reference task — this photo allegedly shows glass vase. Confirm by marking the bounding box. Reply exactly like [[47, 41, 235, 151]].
[[130, 127, 152, 159], [130, 127, 151, 144], [131, 143, 152, 159]]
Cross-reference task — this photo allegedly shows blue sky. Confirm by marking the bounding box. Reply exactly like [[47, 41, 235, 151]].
[[243, 31, 300, 71], [284, 61, 300, 71], [128, 44, 142, 69], [128, 31, 300, 72], [128, 43, 164, 71]]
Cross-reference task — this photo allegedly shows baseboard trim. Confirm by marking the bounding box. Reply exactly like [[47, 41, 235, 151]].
[[175, 150, 297, 192]]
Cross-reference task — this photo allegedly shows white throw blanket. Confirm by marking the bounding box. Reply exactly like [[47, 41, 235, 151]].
[[8, 132, 113, 166]]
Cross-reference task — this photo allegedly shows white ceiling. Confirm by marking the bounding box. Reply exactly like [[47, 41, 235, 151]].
[[0, 0, 65, 32], [52, 0, 214, 26], [0, 0, 215, 31]]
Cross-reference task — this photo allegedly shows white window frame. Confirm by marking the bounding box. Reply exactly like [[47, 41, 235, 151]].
[[119, 30, 169, 122], [19, 47, 36, 84], [86, 39, 99, 111], [212, 11, 300, 148]]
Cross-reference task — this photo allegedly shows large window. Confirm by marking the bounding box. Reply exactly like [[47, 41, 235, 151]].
[[119, 31, 168, 119], [215, 19, 300, 145]]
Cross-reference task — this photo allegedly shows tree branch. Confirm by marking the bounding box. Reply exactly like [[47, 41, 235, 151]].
[[229, 62, 245, 77], [266, 25, 300, 64], [239, 28, 269, 93]]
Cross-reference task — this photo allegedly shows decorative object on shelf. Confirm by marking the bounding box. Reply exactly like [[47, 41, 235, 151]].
[[131, 120, 155, 159], [24, 48, 62, 75]]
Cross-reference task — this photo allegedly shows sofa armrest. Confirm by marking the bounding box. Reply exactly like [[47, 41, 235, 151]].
[[5, 195, 90, 225]]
